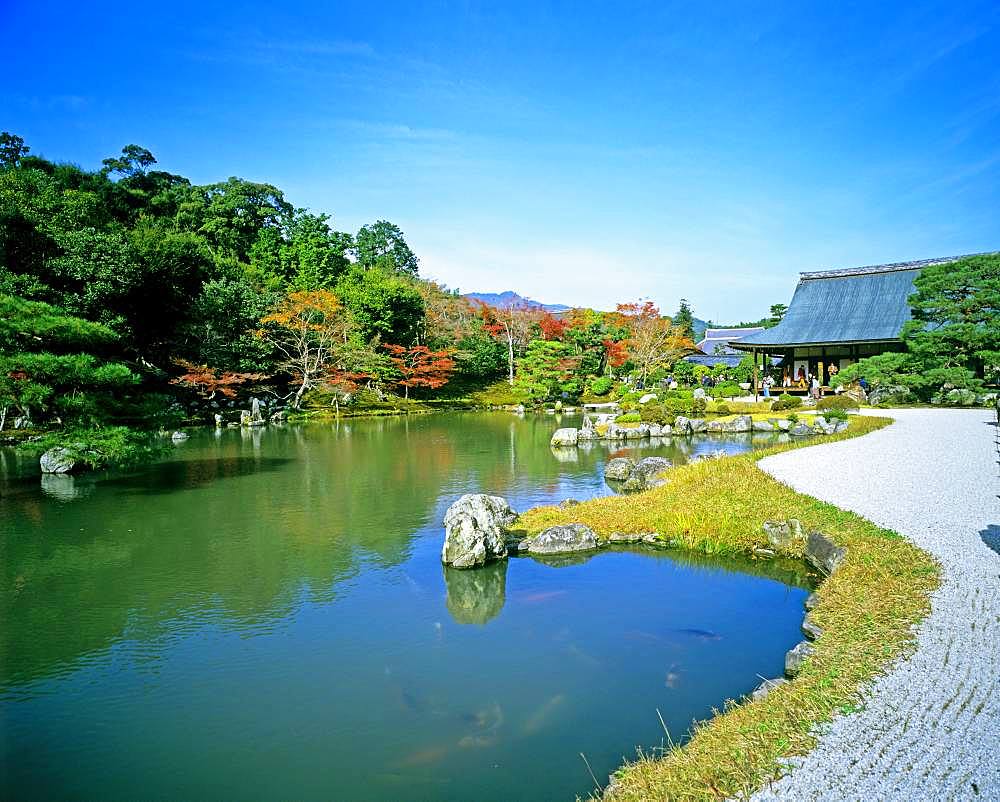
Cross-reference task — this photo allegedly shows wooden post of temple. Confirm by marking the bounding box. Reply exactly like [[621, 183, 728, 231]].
[[752, 347, 759, 402]]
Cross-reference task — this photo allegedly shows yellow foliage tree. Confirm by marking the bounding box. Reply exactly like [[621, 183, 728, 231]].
[[258, 290, 354, 408]]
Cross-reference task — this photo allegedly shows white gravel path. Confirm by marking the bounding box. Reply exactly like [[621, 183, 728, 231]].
[[751, 408, 1000, 802]]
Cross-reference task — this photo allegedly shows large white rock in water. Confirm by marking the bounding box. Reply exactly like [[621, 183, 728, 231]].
[[550, 427, 579, 447], [523, 523, 598, 554], [442, 494, 517, 568], [39, 447, 81, 474]]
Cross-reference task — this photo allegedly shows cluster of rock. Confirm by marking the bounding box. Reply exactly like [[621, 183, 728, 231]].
[[749, 518, 847, 701], [440, 493, 670, 569], [603, 456, 672, 492], [215, 396, 286, 428], [550, 413, 848, 448]]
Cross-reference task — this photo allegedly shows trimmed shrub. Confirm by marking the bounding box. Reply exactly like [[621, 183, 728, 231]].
[[712, 402, 732, 416], [822, 407, 849, 421], [616, 412, 641, 424], [817, 395, 859, 411], [691, 397, 708, 415], [710, 382, 742, 399], [771, 393, 802, 411], [640, 404, 674, 426], [590, 376, 614, 396]]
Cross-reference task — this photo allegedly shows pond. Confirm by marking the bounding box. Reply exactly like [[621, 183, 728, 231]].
[[0, 413, 810, 801]]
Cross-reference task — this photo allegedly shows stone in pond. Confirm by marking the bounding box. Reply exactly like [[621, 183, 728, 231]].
[[721, 414, 752, 433], [442, 494, 518, 568], [550, 427, 578, 447], [40, 447, 83, 474], [604, 457, 636, 481], [523, 523, 598, 554]]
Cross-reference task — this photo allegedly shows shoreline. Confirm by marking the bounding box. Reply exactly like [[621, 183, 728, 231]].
[[516, 414, 941, 800]]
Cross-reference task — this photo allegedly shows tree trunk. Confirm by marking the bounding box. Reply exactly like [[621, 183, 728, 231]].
[[292, 379, 308, 410], [507, 332, 515, 386]]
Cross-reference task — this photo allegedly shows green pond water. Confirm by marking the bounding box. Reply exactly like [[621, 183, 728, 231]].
[[0, 413, 810, 801]]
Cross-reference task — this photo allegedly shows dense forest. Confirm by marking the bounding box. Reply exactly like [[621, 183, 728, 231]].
[[0, 133, 710, 464]]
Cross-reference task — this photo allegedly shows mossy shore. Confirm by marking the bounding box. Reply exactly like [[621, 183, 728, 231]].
[[518, 416, 939, 801]]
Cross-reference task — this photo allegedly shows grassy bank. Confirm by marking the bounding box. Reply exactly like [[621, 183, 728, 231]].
[[518, 416, 939, 800]]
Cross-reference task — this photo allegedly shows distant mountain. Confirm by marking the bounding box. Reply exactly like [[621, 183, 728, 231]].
[[463, 291, 570, 313]]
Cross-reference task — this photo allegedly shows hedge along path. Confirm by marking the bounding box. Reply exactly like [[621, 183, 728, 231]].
[[516, 416, 939, 801]]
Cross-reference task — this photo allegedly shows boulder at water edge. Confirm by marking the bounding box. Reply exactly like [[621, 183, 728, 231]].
[[522, 523, 598, 555], [442, 494, 518, 568], [40, 447, 82, 474], [550, 427, 579, 447], [604, 457, 636, 481], [620, 456, 672, 492]]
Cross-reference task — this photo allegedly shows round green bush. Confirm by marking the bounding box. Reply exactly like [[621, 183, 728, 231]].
[[589, 376, 614, 396], [710, 382, 742, 399], [771, 393, 802, 411], [616, 412, 641, 424], [713, 402, 732, 416], [816, 394, 859, 410]]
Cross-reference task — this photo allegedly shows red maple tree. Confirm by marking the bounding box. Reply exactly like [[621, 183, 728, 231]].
[[384, 344, 456, 399], [538, 312, 568, 341], [170, 360, 267, 399], [603, 338, 629, 368]]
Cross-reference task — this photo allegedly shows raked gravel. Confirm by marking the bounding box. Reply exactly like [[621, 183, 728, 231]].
[[750, 408, 1000, 802]]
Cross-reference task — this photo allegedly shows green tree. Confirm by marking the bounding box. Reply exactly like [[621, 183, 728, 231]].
[[767, 303, 788, 327], [335, 267, 425, 345], [514, 340, 581, 401], [354, 220, 419, 275], [0, 294, 138, 430], [0, 132, 30, 168], [673, 299, 695, 340], [178, 177, 293, 262], [282, 212, 353, 289]]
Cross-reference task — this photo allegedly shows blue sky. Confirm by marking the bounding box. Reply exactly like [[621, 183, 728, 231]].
[[5, 1, 1000, 321]]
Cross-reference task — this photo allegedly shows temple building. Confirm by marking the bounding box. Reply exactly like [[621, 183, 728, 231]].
[[685, 326, 766, 370], [729, 255, 969, 391]]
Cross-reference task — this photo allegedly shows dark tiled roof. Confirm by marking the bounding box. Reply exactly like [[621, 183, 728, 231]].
[[685, 354, 780, 368], [697, 327, 765, 355], [732, 254, 974, 349]]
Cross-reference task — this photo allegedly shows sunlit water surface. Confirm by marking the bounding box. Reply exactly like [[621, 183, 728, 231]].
[[0, 413, 810, 800]]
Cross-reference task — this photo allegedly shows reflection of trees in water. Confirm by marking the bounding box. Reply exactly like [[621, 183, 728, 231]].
[[0, 418, 464, 687], [0, 413, 805, 689], [443, 562, 507, 625]]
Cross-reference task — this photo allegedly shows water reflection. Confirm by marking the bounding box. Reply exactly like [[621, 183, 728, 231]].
[[444, 562, 507, 625], [0, 413, 812, 802]]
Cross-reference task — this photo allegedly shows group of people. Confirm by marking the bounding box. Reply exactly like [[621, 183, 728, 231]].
[[762, 362, 843, 400]]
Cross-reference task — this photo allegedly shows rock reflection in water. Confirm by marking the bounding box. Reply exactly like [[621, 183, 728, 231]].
[[443, 561, 507, 625], [40, 474, 95, 502]]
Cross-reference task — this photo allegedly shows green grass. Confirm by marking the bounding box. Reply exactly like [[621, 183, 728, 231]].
[[517, 416, 939, 801]]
